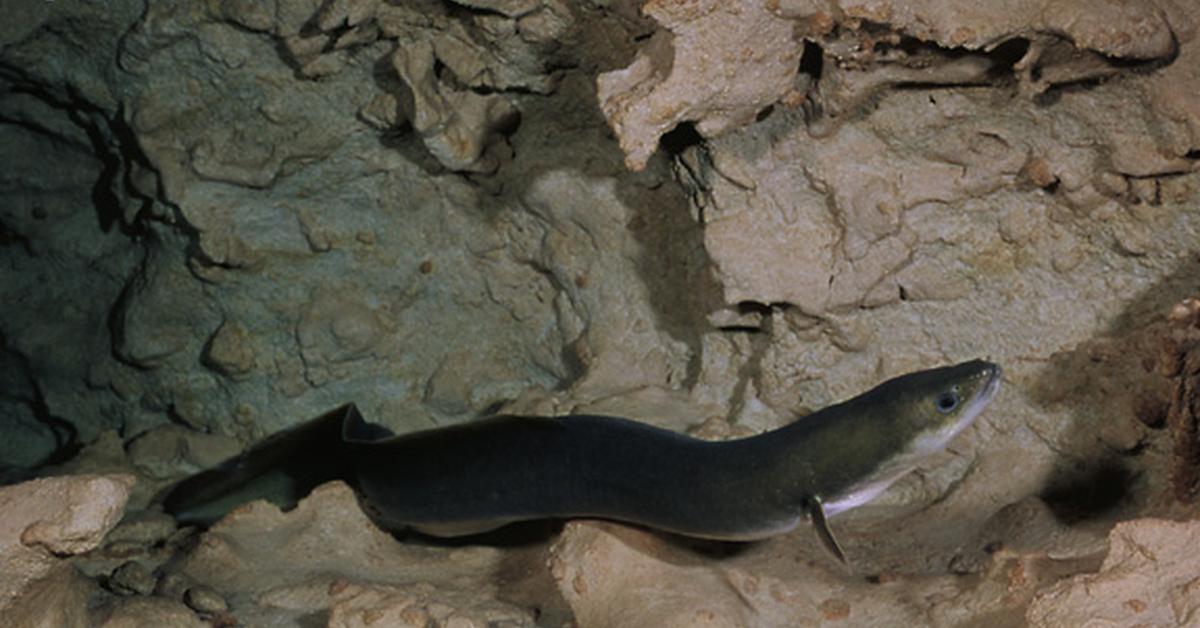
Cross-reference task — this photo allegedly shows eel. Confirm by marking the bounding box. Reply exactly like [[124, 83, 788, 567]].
[[162, 359, 1002, 561]]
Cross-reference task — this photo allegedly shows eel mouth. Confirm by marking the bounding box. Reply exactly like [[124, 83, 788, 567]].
[[974, 362, 1003, 408], [941, 361, 1003, 447]]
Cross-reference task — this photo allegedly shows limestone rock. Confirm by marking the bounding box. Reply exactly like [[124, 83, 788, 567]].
[[0, 474, 135, 612], [94, 596, 206, 628], [126, 425, 241, 480], [597, 0, 804, 171], [391, 39, 519, 173], [182, 585, 228, 614], [549, 519, 1077, 628], [550, 521, 764, 626], [327, 580, 531, 628], [167, 481, 535, 624], [598, 0, 1186, 170], [0, 565, 95, 628], [201, 320, 258, 380], [1026, 518, 1200, 627], [107, 561, 157, 597], [101, 511, 178, 549]]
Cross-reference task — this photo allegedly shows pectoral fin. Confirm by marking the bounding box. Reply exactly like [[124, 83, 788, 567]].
[[807, 496, 847, 563]]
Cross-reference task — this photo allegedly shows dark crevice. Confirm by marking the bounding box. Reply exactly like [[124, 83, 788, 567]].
[[1038, 458, 1135, 524], [438, 0, 515, 22], [475, 399, 511, 418], [659, 121, 704, 158], [717, 301, 783, 333], [986, 37, 1031, 79], [53, 93, 156, 238], [0, 218, 32, 254], [717, 325, 764, 334], [320, 25, 356, 54], [270, 35, 312, 77], [0, 80, 152, 238], [106, 235, 155, 370], [870, 34, 928, 57], [299, 0, 338, 38], [735, 300, 774, 317], [432, 57, 451, 83], [798, 39, 823, 81], [892, 79, 995, 92], [0, 341, 81, 480], [468, 83, 542, 96], [557, 339, 588, 392], [75, 108, 135, 234], [1032, 89, 1062, 107]]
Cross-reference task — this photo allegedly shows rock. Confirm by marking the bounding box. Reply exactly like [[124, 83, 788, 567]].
[[182, 585, 227, 614], [327, 581, 530, 628], [153, 572, 194, 601], [549, 519, 1067, 628], [1159, 296, 1200, 501], [390, 39, 519, 173], [0, 565, 95, 628], [201, 320, 258, 380], [598, 0, 1181, 171], [49, 431, 137, 478], [167, 482, 535, 624], [107, 561, 157, 596], [549, 522, 762, 626], [295, 287, 396, 386], [124, 427, 186, 480], [978, 497, 1109, 560], [0, 474, 135, 609], [1026, 518, 1200, 627], [596, 0, 803, 170], [94, 596, 206, 628], [101, 511, 178, 548], [126, 425, 242, 480], [111, 246, 222, 369]]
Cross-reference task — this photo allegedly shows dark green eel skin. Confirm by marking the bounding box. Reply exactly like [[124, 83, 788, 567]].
[[162, 360, 1001, 561]]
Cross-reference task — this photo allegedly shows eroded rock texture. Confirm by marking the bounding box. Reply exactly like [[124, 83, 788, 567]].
[[0, 474, 134, 625], [1026, 518, 1200, 627], [2, 0, 1200, 624]]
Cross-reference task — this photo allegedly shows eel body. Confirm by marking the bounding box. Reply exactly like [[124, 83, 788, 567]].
[[163, 360, 1001, 560]]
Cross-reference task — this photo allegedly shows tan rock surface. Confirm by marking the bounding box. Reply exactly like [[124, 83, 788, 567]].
[[0, 475, 135, 622], [550, 519, 1101, 627], [597, 0, 805, 171], [94, 596, 208, 628], [600, 0, 1191, 170], [0, 565, 96, 628], [168, 481, 537, 625], [1027, 518, 1200, 627]]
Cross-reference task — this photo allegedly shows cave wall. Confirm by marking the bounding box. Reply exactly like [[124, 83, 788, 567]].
[[2, 0, 1200, 623], [1, 0, 710, 479]]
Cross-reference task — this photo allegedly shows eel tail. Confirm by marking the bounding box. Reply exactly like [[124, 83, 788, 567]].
[[160, 404, 361, 526]]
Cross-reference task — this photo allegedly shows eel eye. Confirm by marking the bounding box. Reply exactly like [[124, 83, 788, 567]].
[[935, 391, 960, 414]]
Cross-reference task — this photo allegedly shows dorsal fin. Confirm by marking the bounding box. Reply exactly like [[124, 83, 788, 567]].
[[341, 404, 394, 443]]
